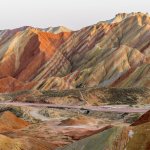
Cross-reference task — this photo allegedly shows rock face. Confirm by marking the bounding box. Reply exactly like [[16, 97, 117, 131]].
[[0, 12, 150, 92]]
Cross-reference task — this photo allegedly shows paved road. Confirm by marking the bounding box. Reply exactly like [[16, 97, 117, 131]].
[[0, 102, 149, 113]]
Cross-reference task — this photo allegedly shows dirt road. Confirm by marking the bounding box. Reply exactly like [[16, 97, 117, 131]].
[[0, 102, 149, 113]]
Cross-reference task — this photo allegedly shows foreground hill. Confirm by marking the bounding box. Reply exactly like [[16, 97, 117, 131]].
[[60, 110, 150, 150], [0, 102, 148, 150], [0, 12, 150, 93], [60, 122, 150, 150]]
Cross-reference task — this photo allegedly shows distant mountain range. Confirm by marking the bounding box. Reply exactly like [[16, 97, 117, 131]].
[[0, 12, 150, 92]]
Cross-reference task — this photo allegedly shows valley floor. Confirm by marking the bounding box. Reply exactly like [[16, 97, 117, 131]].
[[0, 100, 150, 149], [0, 102, 149, 113]]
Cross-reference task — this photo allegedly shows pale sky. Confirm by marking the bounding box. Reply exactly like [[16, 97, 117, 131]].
[[0, 0, 150, 30]]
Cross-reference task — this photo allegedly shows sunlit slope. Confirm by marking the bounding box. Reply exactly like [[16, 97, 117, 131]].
[[0, 13, 149, 92]]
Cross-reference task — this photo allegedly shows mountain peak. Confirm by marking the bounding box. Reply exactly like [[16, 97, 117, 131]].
[[105, 12, 150, 24], [41, 26, 72, 34]]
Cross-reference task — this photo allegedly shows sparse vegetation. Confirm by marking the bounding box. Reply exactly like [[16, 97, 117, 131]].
[[0, 87, 149, 105]]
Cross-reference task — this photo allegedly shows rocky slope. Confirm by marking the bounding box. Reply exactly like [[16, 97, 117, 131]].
[[0, 12, 150, 92], [35, 12, 150, 90], [0, 26, 72, 92], [60, 110, 150, 150]]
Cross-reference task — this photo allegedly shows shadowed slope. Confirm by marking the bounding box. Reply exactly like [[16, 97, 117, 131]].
[[131, 110, 150, 126]]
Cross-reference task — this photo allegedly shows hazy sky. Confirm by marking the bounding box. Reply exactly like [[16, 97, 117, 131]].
[[0, 0, 150, 30]]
